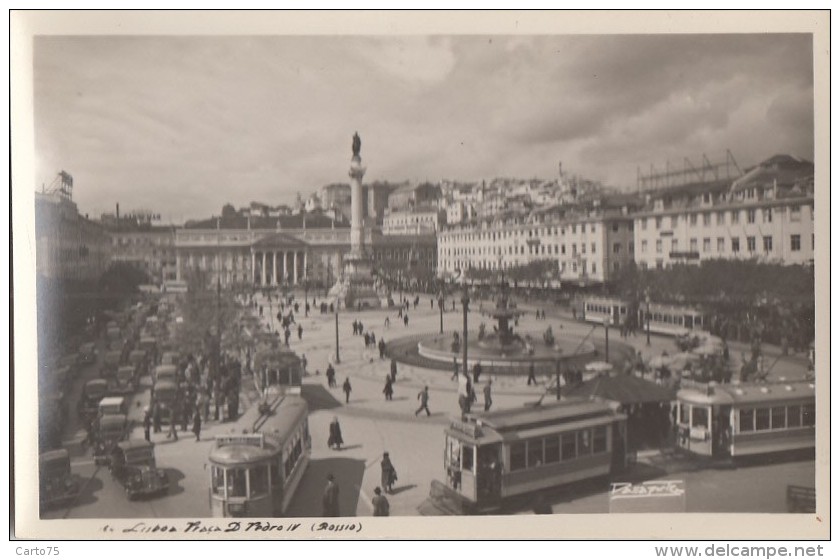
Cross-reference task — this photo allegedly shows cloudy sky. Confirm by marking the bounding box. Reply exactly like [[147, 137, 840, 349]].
[[33, 34, 814, 222]]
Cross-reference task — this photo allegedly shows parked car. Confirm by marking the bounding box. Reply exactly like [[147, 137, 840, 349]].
[[160, 351, 180, 367], [39, 449, 80, 511], [93, 413, 129, 465], [128, 350, 148, 377], [79, 342, 98, 365], [100, 351, 123, 379], [153, 365, 178, 385], [78, 379, 108, 423], [108, 366, 138, 396], [109, 440, 169, 500], [151, 380, 178, 424]]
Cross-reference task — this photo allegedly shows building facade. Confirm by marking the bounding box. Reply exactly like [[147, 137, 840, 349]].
[[382, 207, 444, 235], [105, 224, 178, 283], [35, 192, 111, 281], [437, 196, 638, 285], [633, 155, 815, 269]]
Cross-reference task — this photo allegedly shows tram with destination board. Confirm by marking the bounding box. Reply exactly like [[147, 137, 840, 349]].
[[583, 297, 707, 337], [434, 398, 628, 513], [207, 388, 310, 517], [674, 380, 815, 459]]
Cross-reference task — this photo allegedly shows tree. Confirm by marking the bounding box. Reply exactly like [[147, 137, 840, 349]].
[[221, 203, 237, 219]]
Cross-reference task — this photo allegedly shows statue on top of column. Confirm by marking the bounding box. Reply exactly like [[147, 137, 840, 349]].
[[352, 132, 361, 160]]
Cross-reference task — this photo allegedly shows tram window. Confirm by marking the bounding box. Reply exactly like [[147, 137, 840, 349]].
[[462, 444, 474, 472], [228, 468, 247, 498], [739, 409, 754, 432], [787, 405, 802, 427], [250, 465, 269, 497], [510, 442, 526, 471], [211, 466, 225, 497], [527, 439, 544, 468], [561, 433, 577, 460], [803, 404, 815, 427], [577, 430, 592, 455], [679, 404, 689, 424], [755, 408, 770, 431], [544, 437, 560, 464], [691, 406, 708, 429], [771, 407, 786, 429], [593, 426, 607, 453]]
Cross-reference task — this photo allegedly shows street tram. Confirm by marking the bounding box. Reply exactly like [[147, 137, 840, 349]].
[[583, 297, 629, 327], [641, 302, 707, 337], [438, 398, 627, 512], [207, 388, 310, 517], [674, 380, 815, 458]]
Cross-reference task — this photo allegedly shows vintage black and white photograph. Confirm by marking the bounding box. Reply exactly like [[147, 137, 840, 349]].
[[11, 10, 829, 540]]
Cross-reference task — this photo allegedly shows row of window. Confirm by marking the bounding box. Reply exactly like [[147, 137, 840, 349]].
[[444, 222, 606, 243], [640, 235, 807, 255], [738, 404, 815, 433], [445, 241, 612, 258], [640, 205, 811, 230], [509, 426, 609, 471]]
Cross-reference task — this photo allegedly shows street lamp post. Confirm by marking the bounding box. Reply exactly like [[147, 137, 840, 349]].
[[461, 278, 470, 381], [334, 297, 341, 364], [603, 316, 610, 362], [438, 282, 445, 334], [645, 292, 651, 347]]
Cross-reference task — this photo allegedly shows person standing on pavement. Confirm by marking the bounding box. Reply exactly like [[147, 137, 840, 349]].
[[192, 409, 202, 442], [451, 357, 459, 381], [383, 376, 394, 401], [415, 385, 431, 416], [298, 324, 303, 340], [403, 313, 409, 327], [153, 404, 162, 434], [342, 377, 352, 403], [143, 408, 152, 442], [483, 379, 493, 411], [527, 362, 537, 386], [372, 487, 390, 516], [378, 338, 386, 359], [473, 361, 482, 384], [326, 362, 336, 388], [328, 417, 343, 450], [322, 474, 340, 517], [380, 452, 398, 494], [390, 359, 398, 383]]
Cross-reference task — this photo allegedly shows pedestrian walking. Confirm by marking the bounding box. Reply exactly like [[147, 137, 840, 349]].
[[383, 376, 394, 401], [284, 328, 291, 346], [415, 385, 431, 416], [192, 410, 202, 442], [483, 380, 493, 412], [342, 377, 352, 403], [527, 362, 537, 386], [167, 411, 179, 441], [326, 362, 336, 388], [372, 487, 390, 516], [298, 324, 303, 340], [143, 408, 151, 442], [378, 338, 386, 359], [301, 353, 308, 376], [473, 361, 482, 384], [153, 405, 162, 433], [384, 316, 390, 329], [380, 452, 398, 494], [451, 357, 459, 381], [328, 417, 343, 450], [322, 474, 340, 517], [403, 314, 409, 326], [390, 359, 398, 383]]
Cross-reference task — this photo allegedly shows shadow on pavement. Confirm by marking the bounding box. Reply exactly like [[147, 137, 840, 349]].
[[301, 384, 343, 413], [284, 457, 366, 518], [389, 483, 417, 495], [163, 468, 186, 498]]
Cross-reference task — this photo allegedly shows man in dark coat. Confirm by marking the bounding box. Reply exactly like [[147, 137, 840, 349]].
[[322, 474, 340, 517], [342, 377, 352, 403], [372, 487, 390, 516], [383, 376, 394, 401], [143, 408, 152, 442], [328, 417, 343, 450], [379, 338, 386, 359], [192, 410, 202, 442], [380, 452, 398, 494], [390, 359, 398, 383]]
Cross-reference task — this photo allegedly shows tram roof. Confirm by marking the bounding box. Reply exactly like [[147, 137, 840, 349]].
[[677, 380, 815, 406], [209, 442, 277, 466], [468, 398, 617, 433]]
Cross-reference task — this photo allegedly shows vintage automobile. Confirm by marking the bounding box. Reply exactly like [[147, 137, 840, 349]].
[[109, 440, 169, 500], [160, 351, 180, 367], [108, 366, 138, 396], [100, 350, 123, 379], [128, 349, 148, 377], [106, 326, 122, 346], [99, 396, 128, 416], [138, 337, 158, 364], [78, 379, 108, 422], [79, 342, 98, 365], [153, 364, 179, 385], [152, 380, 179, 424], [39, 449, 81, 511], [93, 413, 129, 464]]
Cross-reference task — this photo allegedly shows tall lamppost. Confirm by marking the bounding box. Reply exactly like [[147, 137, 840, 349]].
[[437, 280, 445, 334], [334, 295, 341, 364], [603, 316, 610, 362], [645, 291, 651, 347], [461, 275, 470, 381]]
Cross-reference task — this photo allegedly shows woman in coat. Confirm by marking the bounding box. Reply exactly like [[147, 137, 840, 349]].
[[380, 452, 398, 493], [328, 417, 343, 450]]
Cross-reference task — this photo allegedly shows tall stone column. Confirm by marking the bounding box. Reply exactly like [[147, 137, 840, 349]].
[[262, 252, 267, 286], [283, 251, 288, 284], [303, 251, 308, 279], [251, 251, 256, 285], [349, 158, 366, 256], [273, 251, 278, 286], [176, 253, 181, 281], [293, 251, 299, 284]]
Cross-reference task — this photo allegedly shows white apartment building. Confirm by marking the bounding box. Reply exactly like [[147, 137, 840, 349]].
[[382, 207, 443, 234], [634, 155, 814, 269], [437, 197, 637, 284]]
